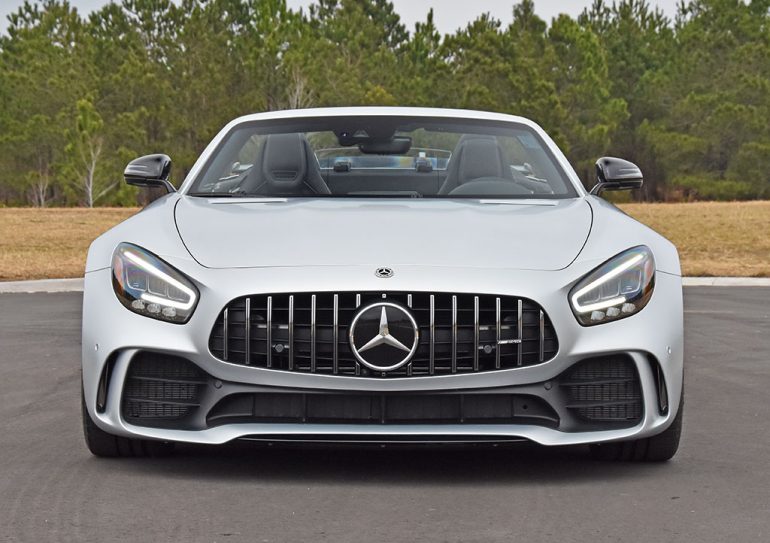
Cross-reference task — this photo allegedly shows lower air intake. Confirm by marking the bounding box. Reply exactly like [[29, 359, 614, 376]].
[[206, 392, 559, 428], [560, 355, 643, 427], [122, 352, 208, 428]]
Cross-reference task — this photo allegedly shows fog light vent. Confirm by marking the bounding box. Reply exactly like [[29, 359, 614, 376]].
[[559, 355, 643, 424], [121, 352, 209, 428]]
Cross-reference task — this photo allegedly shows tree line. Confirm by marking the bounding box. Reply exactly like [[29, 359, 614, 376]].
[[1, 0, 769, 206]]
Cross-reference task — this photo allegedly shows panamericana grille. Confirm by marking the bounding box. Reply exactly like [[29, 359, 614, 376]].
[[122, 352, 207, 428], [209, 292, 558, 377], [560, 355, 643, 425], [206, 392, 559, 427]]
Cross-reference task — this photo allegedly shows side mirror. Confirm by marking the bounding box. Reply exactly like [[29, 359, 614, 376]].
[[124, 154, 176, 193], [590, 157, 643, 195]]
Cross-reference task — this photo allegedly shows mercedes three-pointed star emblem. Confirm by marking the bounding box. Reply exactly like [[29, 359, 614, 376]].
[[348, 302, 419, 372], [358, 306, 411, 354]]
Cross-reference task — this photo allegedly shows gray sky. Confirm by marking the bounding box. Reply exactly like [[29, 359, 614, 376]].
[[0, 0, 680, 35]]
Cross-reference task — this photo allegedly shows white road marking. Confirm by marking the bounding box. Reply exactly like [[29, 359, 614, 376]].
[[0, 278, 84, 293], [683, 277, 770, 287]]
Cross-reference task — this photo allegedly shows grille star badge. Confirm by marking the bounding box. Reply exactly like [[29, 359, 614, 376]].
[[348, 302, 419, 372]]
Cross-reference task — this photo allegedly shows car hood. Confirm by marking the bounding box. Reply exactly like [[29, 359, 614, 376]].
[[174, 197, 592, 271]]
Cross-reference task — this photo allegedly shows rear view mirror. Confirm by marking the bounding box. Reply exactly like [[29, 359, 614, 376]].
[[124, 154, 176, 193], [590, 157, 643, 195], [358, 137, 412, 155]]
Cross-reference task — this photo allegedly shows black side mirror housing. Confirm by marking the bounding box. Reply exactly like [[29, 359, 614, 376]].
[[590, 157, 643, 195], [124, 154, 176, 193]]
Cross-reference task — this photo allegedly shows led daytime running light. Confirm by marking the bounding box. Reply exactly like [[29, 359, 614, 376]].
[[569, 246, 655, 326], [112, 242, 199, 324], [123, 250, 196, 311], [570, 253, 644, 313]]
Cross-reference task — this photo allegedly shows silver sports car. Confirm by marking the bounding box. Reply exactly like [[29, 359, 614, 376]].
[[81, 107, 683, 461]]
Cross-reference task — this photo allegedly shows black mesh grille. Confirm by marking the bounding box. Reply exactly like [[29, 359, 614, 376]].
[[207, 392, 559, 427], [208, 292, 558, 377], [560, 355, 643, 424], [122, 352, 208, 427]]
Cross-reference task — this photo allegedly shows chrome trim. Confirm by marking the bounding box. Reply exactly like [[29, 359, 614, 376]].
[[348, 302, 419, 372], [430, 294, 436, 375], [407, 293, 413, 375], [375, 267, 395, 279], [517, 299, 523, 366], [355, 293, 361, 375], [333, 294, 339, 375], [223, 308, 229, 362], [244, 298, 251, 365], [310, 294, 316, 372], [451, 295, 458, 374], [539, 309, 545, 362], [288, 295, 294, 371], [495, 297, 501, 369], [473, 296, 479, 372], [266, 296, 273, 369], [209, 291, 558, 376]]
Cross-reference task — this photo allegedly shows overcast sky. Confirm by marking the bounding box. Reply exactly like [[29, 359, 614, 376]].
[[0, 0, 680, 35]]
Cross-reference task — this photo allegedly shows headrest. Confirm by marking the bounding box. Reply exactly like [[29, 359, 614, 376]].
[[261, 133, 308, 190], [458, 136, 505, 183]]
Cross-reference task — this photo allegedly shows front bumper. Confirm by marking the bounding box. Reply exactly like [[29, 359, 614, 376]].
[[82, 262, 683, 446]]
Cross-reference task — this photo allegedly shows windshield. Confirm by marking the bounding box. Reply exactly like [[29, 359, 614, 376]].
[[189, 116, 578, 199]]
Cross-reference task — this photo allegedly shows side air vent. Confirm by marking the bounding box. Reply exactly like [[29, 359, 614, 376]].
[[559, 355, 643, 428], [122, 352, 208, 429]]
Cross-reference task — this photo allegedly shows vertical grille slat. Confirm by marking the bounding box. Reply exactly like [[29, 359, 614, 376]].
[[451, 295, 457, 374], [244, 298, 251, 365], [210, 292, 558, 378], [407, 293, 413, 376], [517, 299, 523, 367], [495, 297, 501, 370], [430, 294, 436, 376], [333, 294, 339, 375], [266, 296, 273, 369], [473, 296, 479, 372], [539, 309, 545, 363], [355, 293, 361, 376], [223, 308, 229, 362], [310, 294, 317, 373], [288, 295, 294, 371]]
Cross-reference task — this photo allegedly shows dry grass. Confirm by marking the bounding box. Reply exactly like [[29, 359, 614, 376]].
[[0, 202, 769, 280], [0, 208, 139, 281], [619, 201, 770, 277]]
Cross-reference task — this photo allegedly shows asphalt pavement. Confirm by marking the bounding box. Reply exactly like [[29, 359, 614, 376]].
[[0, 288, 768, 542]]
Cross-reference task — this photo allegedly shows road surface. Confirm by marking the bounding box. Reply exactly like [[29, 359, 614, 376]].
[[0, 288, 768, 542]]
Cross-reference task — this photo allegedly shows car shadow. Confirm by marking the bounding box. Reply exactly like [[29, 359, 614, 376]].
[[105, 440, 666, 485]]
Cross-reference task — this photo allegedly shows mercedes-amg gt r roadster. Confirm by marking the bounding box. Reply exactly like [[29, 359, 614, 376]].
[[81, 107, 683, 460]]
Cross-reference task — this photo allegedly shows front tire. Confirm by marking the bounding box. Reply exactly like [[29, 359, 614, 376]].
[[81, 387, 174, 458], [590, 393, 683, 462]]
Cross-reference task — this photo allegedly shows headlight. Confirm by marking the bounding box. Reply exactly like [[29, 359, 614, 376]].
[[112, 243, 199, 323], [569, 246, 655, 326]]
